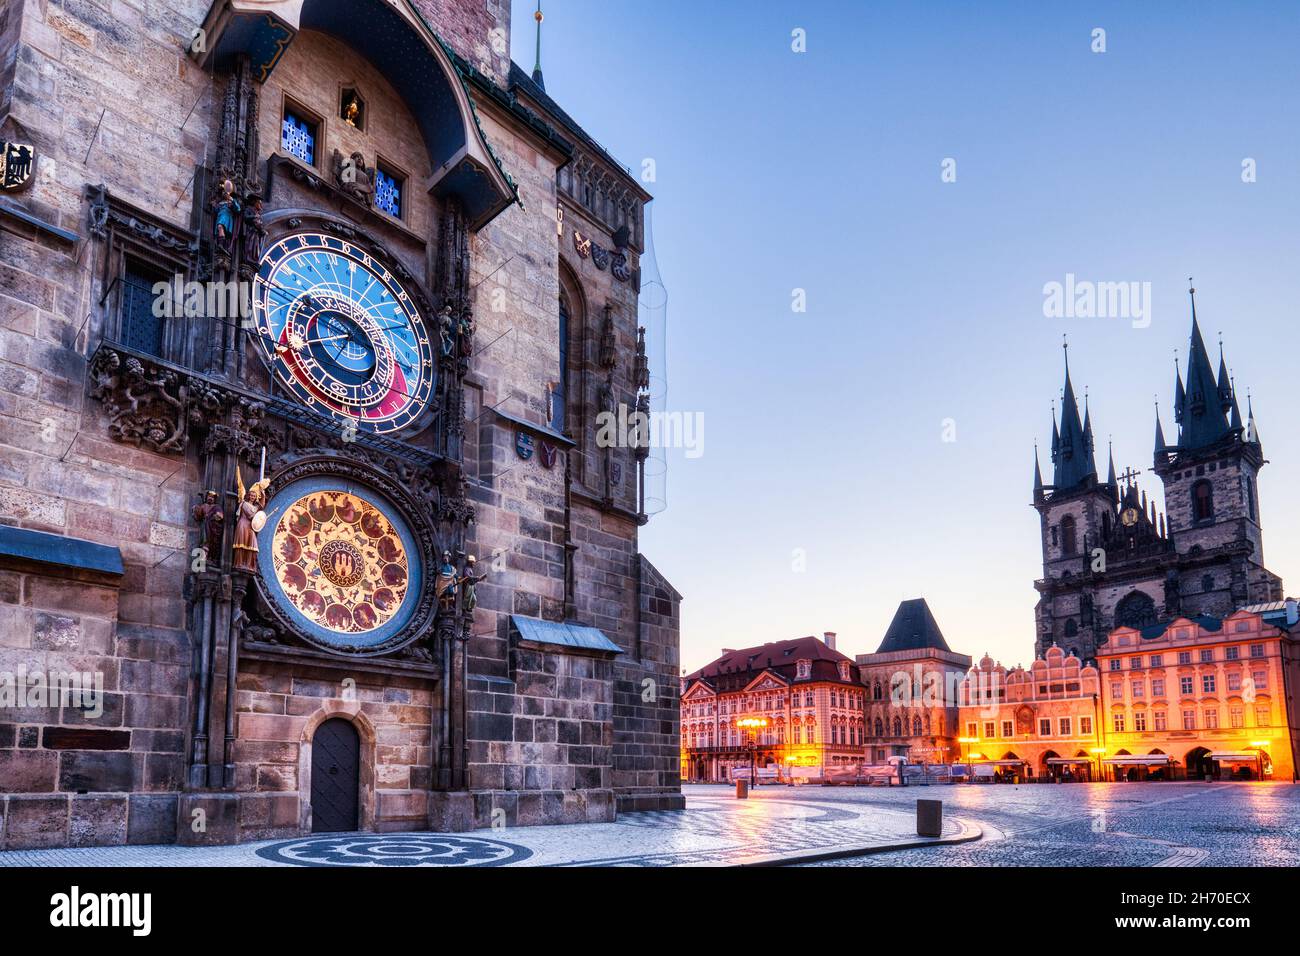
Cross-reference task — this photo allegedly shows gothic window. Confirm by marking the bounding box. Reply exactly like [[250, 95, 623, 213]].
[[1102, 511, 1112, 538], [892, 716, 902, 737], [1115, 591, 1157, 630], [873, 681, 882, 700], [874, 717, 883, 737], [554, 294, 570, 432], [1201, 574, 1214, 592], [1064, 619, 1078, 638], [374, 163, 404, 219], [1245, 477, 1256, 521], [1192, 480, 1214, 522], [119, 258, 168, 357], [1060, 516, 1077, 556], [281, 103, 319, 166], [912, 716, 922, 736]]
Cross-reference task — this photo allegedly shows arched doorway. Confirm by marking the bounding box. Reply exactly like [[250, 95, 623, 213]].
[[311, 718, 360, 832], [1147, 749, 1168, 781], [1186, 746, 1213, 781], [1041, 750, 1061, 781]]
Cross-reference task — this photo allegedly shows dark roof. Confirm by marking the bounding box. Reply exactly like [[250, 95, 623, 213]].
[[1051, 355, 1097, 490], [684, 636, 853, 685], [508, 62, 642, 192], [876, 599, 951, 654]]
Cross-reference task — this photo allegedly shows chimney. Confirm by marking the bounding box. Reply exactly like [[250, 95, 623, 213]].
[[823, 631, 836, 651]]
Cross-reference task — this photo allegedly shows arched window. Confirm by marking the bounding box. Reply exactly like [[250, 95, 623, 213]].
[[1116, 591, 1157, 630], [1060, 516, 1077, 555], [1245, 477, 1256, 521], [553, 294, 569, 432], [892, 716, 902, 737], [1192, 480, 1214, 522], [912, 716, 923, 736], [873, 681, 882, 700], [874, 717, 884, 737], [1065, 619, 1078, 638]]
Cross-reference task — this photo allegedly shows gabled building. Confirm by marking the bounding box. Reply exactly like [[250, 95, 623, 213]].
[[680, 634, 864, 782]]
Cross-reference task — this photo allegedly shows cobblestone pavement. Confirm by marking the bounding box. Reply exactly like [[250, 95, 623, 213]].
[[0, 789, 969, 868], [789, 780, 1300, 867]]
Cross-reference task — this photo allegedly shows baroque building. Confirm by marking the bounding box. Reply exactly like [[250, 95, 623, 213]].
[[1032, 288, 1282, 663], [0, 0, 680, 850], [679, 634, 865, 783]]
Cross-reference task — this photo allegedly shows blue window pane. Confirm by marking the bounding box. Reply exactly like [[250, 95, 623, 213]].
[[375, 167, 401, 217], [281, 113, 315, 165]]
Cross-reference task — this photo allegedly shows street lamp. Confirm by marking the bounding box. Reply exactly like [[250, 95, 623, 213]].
[[737, 717, 769, 789], [1090, 747, 1106, 783], [958, 736, 978, 781], [1249, 740, 1270, 781]]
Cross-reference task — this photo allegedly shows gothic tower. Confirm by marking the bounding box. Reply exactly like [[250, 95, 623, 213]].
[[1152, 284, 1280, 616]]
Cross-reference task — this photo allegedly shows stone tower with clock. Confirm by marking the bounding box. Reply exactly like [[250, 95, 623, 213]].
[[0, 0, 680, 849], [1031, 291, 1283, 665]]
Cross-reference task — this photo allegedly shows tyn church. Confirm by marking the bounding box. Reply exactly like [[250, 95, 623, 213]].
[[1032, 287, 1282, 663]]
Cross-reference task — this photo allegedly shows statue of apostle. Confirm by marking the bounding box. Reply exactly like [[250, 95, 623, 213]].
[[459, 554, 487, 613]]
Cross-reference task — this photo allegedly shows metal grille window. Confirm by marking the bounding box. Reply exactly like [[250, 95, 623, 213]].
[[120, 260, 166, 356], [375, 166, 403, 218], [281, 110, 316, 165]]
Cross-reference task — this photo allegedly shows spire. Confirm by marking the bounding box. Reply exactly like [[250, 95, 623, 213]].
[[531, 2, 546, 90], [1216, 337, 1234, 412], [1154, 400, 1169, 465], [1053, 337, 1097, 489], [1229, 375, 1243, 432], [1246, 391, 1262, 447], [1033, 444, 1045, 502], [1106, 440, 1119, 505], [1178, 279, 1231, 450], [1173, 352, 1185, 425]]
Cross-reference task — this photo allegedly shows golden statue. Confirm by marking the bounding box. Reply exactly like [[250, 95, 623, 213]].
[[231, 466, 271, 574]]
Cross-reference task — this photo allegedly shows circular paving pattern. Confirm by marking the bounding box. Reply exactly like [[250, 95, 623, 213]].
[[255, 833, 533, 868]]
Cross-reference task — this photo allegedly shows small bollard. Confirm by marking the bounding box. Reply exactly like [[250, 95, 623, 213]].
[[735, 779, 749, 799], [916, 798, 942, 837]]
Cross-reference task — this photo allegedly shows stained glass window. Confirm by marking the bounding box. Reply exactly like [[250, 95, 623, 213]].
[[375, 166, 402, 218], [281, 111, 316, 165]]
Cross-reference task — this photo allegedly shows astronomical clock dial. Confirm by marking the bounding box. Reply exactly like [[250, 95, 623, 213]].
[[256, 476, 423, 652], [251, 232, 435, 434]]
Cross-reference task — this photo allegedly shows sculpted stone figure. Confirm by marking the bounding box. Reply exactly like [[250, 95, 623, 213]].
[[435, 550, 458, 611], [192, 489, 225, 564], [212, 178, 240, 261], [231, 468, 270, 574], [332, 149, 374, 204], [459, 554, 487, 613]]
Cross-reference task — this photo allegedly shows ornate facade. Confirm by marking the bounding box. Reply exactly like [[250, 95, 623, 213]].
[[0, 0, 679, 849], [680, 634, 866, 783]]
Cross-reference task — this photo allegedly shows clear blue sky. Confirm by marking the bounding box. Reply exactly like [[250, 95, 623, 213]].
[[511, 0, 1300, 674]]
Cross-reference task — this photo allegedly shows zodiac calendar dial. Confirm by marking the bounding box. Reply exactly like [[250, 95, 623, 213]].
[[257, 477, 423, 651], [251, 232, 435, 434]]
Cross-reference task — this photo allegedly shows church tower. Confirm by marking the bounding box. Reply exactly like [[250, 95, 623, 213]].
[[1152, 284, 1280, 615], [1032, 344, 1120, 660]]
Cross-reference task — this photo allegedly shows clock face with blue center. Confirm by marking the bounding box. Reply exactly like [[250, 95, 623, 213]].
[[251, 232, 435, 434]]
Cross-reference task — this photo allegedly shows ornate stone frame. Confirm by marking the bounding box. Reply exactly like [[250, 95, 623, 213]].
[[252, 455, 442, 658]]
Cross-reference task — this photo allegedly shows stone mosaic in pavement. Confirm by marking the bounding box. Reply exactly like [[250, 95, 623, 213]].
[[0, 789, 969, 868]]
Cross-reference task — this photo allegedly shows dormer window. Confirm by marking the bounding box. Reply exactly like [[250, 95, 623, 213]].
[[796, 659, 811, 679], [837, 661, 850, 681]]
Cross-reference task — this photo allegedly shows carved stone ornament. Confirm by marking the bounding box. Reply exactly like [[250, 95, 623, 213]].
[[1, 140, 35, 191], [88, 349, 188, 454]]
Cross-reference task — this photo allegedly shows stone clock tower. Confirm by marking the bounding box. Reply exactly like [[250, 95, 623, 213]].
[[0, 0, 680, 849]]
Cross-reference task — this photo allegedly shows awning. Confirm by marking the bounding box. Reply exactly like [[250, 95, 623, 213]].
[[1103, 755, 1170, 765], [510, 615, 622, 655], [983, 760, 1026, 767], [1209, 752, 1261, 762], [1046, 758, 1093, 765]]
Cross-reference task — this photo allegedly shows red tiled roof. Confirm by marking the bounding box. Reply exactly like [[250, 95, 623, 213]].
[[684, 636, 852, 682]]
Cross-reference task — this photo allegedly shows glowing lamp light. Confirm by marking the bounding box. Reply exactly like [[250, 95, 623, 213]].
[[968, 752, 983, 760], [1089, 748, 1106, 755], [958, 737, 978, 744], [1249, 741, 1270, 748]]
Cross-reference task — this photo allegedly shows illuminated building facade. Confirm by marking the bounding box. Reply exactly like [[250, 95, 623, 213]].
[[1095, 605, 1299, 781], [956, 646, 1104, 780], [680, 634, 865, 782]]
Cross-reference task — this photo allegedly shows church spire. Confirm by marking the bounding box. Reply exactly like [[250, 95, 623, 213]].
[[1177, 279, 1231, 450], [1033, 443, 1045, 503], [1173, 351, 1185, 426], [531, 2, 546, 90], [1053, 337, 1097, 490], [1154, 400, 1169, 465], [1246, 391, 1262, 447]]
